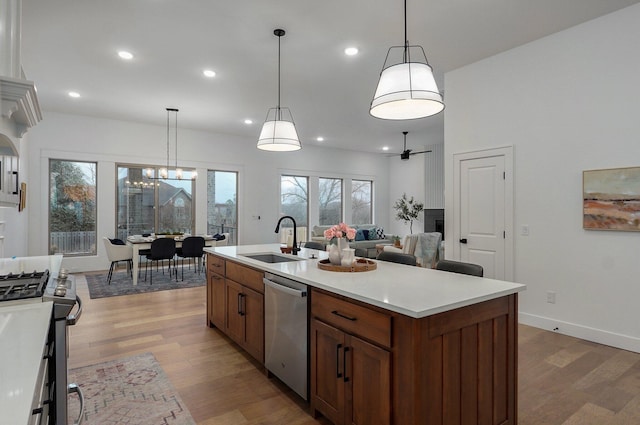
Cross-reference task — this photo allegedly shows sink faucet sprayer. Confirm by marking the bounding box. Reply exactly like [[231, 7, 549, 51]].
[[275, 216, 299, 255]]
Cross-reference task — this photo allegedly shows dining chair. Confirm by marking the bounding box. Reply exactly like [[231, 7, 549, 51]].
[[144, 238, 177, 284], [376, 251, 417, 266], [177, 236, 205, 281], [303, 241, 325, 250], [435, 259, 484, 277], [103, 237, 133, 284]]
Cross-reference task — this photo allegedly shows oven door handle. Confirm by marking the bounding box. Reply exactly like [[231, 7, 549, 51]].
[[67, 295, 83, 326], [69, 383, 85, 425]]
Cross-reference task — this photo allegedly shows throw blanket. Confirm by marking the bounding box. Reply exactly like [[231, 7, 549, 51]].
[[407, 232, 442, 268]]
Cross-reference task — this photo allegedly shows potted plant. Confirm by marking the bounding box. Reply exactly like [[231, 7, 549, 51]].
[[393, 193, 424, 234], [392, 235, 402, 248]]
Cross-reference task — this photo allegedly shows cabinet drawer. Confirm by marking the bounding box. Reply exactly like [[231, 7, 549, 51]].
[[312, 289, 392, 348], [207, 254, 225, 275], [226, 261, 264, 294]]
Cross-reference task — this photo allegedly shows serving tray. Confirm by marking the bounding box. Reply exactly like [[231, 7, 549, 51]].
[[317, 258, 377, 272]]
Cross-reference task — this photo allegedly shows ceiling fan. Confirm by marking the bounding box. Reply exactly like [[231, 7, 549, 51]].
[[392, 131, 432, 160]]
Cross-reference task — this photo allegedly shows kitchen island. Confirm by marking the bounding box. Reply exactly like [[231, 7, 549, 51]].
[[204, 243, 525, 425]]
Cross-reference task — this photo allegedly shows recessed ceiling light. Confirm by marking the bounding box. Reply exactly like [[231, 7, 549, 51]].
[[244, 119, 253, 125], [382, 146, 389, 151], [316, 137, 324, 142], [68, 91, 81, 98], [118, 51, 133, 60], [203, 69, 216, 78], [344, 47, 359, 56]]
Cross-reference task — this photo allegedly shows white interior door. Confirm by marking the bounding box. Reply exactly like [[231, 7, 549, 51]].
[[453, 147, 513, 280]]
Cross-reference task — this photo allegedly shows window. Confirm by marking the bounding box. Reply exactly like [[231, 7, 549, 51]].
[[49, 159, 97, 256], [207, 170, 238, 245], [281, 175, 308, 228], [116, 165, 195, 239], [319, 177, 342, 225], [351, 180, 373, 224]]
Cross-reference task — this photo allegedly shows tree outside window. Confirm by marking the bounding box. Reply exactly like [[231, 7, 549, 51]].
[[49, 159, 97, 256], [207, 170, 238, 244], [281, 175, 308, 228], [319, 177, 343, 225], [352, 180, 373, 224]]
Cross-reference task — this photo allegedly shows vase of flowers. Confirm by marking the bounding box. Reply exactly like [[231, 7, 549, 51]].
[[324, 223, 356, 265]]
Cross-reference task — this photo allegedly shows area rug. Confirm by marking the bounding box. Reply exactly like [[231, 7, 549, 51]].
[[68, 352, 196, 425], [85, 267, 205, 299]]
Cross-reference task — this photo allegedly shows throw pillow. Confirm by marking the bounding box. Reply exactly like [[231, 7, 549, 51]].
[[213, 233, 226, 241], [362, 229, 370, 240], [367, 229, 378, 240], [355, 229, 366, 241], [110, 238, 125, 245], [376, 227, 385, 239]]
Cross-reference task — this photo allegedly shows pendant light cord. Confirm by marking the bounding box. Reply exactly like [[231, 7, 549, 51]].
[[174, 110, 178, 170], [277, 31, 282, 119], [166, 109, 170, 171], [403, 0, 410, 63]]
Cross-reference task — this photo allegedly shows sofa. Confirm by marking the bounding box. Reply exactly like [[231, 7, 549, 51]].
[[310, 224, 392, 258]]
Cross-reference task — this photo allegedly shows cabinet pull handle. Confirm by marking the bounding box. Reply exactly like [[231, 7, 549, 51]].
[[237, 293, 244, 316], [12, 171, 18, 195], [336, 344, 343, 378], [343, 346, 350, 382], [331, 310, 357, 321]]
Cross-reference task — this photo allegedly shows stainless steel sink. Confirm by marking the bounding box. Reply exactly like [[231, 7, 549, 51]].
[[242, 253, 302, 263]]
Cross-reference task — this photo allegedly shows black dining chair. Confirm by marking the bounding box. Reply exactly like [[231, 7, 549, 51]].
[[435, 259, 484, 277], [376, 251, 417, 266], [177, 236, 205, 281], [303, 241, 325, 250], [144, 238, 177, 284]]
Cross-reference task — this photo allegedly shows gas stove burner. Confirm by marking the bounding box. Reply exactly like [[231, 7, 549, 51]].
[[0, 269, 50, 301]]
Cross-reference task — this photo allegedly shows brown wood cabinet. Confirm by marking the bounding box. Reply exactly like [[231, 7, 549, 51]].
[[310, 287, 518, 425], [206, 253, 264, 363]]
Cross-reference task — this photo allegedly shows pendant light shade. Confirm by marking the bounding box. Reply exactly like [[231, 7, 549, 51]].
[[257, 29, 301, 151], [370, 0, 444, 120]]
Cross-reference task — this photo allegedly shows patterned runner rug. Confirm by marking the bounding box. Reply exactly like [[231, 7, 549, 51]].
[[68, 352, 195, 425], [85, 266, 205, 299]]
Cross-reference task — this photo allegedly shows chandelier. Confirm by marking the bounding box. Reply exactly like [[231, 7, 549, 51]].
[[145, 108, 197, 180]]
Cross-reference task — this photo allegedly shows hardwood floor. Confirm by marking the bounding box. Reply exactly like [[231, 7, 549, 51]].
[[71, 274, 640, 424]]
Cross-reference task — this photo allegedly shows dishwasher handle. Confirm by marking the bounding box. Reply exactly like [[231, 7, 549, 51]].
[[263, 278, 307, 298]]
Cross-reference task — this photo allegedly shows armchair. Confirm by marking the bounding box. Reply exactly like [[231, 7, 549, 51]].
[[383, 232, 442, 268]]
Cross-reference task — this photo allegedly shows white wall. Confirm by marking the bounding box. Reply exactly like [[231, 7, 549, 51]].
[[444, 4, 640, 352], [387, 141, 444, 238], [26, 112, 390, 272]]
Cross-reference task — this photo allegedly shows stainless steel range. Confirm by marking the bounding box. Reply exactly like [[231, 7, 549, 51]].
[[0, 256, 84, 425]]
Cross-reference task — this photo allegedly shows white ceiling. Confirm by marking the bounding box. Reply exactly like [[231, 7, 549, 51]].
[[20, 0, 640, 154]]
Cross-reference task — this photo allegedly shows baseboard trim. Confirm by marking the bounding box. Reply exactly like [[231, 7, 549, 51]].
[[519, 312, 640, 354]]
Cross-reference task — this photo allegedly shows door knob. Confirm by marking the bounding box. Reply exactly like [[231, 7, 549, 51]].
[[459, 238, 468, 244]]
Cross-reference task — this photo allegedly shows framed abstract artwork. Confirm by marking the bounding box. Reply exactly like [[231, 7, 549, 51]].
[[583, 166, 640, 231]]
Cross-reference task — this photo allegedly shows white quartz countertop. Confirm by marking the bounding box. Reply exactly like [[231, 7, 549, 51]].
[[205, 244, 525, 318], [0, 301, 53, 425]]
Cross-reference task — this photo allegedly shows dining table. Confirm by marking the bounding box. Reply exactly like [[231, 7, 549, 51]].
[[126, 235, 218, 285]]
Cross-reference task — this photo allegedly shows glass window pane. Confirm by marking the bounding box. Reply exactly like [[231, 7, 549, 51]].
[[157, 170, 194, 234], [281, 175, 308, 227], [207, 170, 238, 245], [117, 167, 156, 239], [116, 165, 195, 238], [49, 160, 97, 256], [351, 180, 373, 224], [319, 177, 343, 225]]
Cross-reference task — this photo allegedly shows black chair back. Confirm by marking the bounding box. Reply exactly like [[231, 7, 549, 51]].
[[181, 236, 205, 258], [148, 238, 176, 260], [376, 251, 417, 266], [304, 241, 325, 250], [435, 259, 483, 277]]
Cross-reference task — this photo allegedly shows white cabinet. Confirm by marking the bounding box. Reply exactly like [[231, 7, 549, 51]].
[[0, 155, 19, 206]]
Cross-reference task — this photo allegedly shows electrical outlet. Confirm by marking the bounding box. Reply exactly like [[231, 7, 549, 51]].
[[521, 225, 529, 236], [546, 291, 556, 304]]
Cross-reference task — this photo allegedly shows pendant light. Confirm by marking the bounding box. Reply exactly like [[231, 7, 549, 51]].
[[370, 0, 444, 120], [145, 108, 197, 180], [257, 29, 301, 151]]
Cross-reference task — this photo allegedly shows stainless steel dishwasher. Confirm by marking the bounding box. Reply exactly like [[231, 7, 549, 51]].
[[263, 272, 308, 400]]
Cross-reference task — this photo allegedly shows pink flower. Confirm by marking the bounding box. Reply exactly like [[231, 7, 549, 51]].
[[325, 223, 357, 241]]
